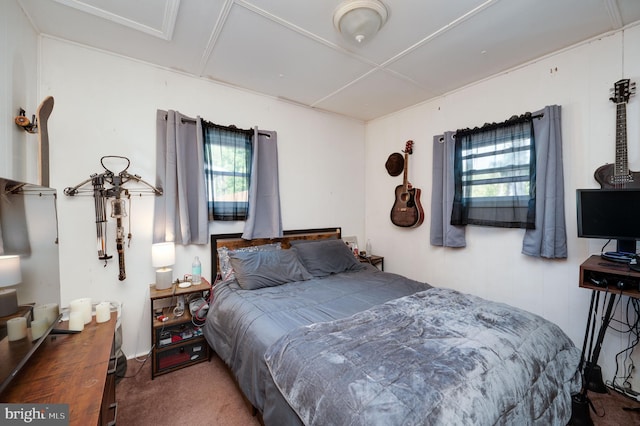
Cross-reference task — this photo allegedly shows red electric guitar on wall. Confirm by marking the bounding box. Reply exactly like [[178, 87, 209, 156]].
[[594, 78, 639, 188], [390, 140, 424, 227]]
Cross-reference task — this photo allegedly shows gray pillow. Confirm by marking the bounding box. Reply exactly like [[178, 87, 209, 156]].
[[290, 239, 365, 277], [217, 243, 281, 281], [229, 249, 312, 290]]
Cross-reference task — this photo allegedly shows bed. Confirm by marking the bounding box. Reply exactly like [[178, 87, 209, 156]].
[[204, 227, 581, 425]]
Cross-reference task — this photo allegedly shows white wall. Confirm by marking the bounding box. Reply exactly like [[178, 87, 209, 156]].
[[365, 24, 640, 390], [7, 0, 640, 392], [39, 37, 366, 358], [0, 0, 39, 182]]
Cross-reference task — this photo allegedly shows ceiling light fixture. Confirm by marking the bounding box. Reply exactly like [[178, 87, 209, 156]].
[[333, 0, 388, 44]]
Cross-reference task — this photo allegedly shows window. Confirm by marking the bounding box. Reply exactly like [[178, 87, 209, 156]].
[[202, 123, 253, 221], [451, 115, 536, 229]]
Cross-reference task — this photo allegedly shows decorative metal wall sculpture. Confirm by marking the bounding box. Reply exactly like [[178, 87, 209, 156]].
[[64, 156, 162, 281]]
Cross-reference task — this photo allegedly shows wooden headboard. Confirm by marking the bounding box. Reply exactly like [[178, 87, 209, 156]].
[[210, 227, 342, 283]]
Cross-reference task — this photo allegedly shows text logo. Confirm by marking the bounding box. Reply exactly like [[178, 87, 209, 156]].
[[1, 404, 68, 425]]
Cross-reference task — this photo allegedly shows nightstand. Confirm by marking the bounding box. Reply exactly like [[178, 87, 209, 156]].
[[149, 279, 211, 378], [359, 255, 384, 271]]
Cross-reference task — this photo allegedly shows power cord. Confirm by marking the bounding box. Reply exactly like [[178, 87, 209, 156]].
[[118, 345, 154, 379], [606, 380, 640, 402], [187, 293, 209, 326], [600, 239, 613, 255], [605, 296, 640, 397], [173, 295, 185, 317], [167, 285, 184, 318]]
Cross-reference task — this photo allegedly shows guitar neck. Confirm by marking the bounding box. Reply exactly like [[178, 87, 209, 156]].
[[614, 102, 628, 177], [402, 152, 409, 191]]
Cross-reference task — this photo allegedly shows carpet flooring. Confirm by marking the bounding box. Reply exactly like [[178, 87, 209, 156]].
[[116, 354, 640, 426], [116, 355, 260, 426], [589, 389, 640, 426]]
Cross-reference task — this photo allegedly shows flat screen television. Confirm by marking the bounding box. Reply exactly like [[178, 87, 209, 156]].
[[0, 177, 61, 394], [576, 188, 640, 254]]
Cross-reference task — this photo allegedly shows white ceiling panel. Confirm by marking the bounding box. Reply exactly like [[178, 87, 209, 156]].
[[203, 4, 374, 106], [17, 0, 640, 121], [52, 0, 179, 39], [314, 69, 436, 121], [388, 0, 640, 93], [244, 0, 491, 64]]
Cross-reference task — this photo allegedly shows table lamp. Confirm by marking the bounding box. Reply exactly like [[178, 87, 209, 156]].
[[152, 242, 175, 290], [0, 255, 22, 317]]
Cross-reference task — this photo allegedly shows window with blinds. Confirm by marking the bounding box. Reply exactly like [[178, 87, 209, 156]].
[[452, 116, 536, 229]]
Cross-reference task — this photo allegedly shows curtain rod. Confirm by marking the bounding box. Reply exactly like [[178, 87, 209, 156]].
[[207, 122, 272, 138], [163, 114, 271, 138], [454, 111, 543, 138]]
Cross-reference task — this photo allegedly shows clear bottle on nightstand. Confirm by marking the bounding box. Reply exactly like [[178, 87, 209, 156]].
[[192, 256, 201, 284]]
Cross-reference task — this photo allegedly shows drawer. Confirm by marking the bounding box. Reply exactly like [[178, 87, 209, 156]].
[[155, 322, 203, 348], [156, 341, 206, 372]]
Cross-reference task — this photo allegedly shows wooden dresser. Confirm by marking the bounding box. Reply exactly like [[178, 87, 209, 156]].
[[0, 312, 118, 426]]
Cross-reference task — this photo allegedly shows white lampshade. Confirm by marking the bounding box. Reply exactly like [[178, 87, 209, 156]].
[[333, 0, 388, 44], [0, 255, 21, 317], [152, 242, 175, 290], [152, 242, 175, 267], [0, 255, 22, 287]]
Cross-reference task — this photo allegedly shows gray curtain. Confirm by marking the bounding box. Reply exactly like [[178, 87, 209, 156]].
[[431, 105, 566, 258], [522, 105, 567, 258], [242, 128, 283, 239], [430, 132, 466, 247], [153, 110, 208, 244]]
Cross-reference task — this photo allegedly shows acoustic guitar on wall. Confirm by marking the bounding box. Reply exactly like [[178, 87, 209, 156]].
[[390, 140, 424, 227], [594, 78, 639, 188]]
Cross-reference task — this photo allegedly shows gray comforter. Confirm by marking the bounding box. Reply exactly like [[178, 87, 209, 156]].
[[264, 287, 581, 426], [204, 266, 430, 423]]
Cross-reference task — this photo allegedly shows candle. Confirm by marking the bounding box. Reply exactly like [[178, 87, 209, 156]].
[[81, 298, 92, 324], [44, 303, 60, 325], [7, 317, 27, 341], [69, 298, 83, 312], [33, 305, 49, 323], [30, 318, 48, 340], [68, 311, 84, 331], [96, 302, 111, 323], [70, 298, 92, 324]]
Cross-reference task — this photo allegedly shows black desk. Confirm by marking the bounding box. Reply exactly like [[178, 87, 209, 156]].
[[575, 256, 640, 412]]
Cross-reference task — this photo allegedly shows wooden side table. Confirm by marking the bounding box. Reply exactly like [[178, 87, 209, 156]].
[[150, 279, 211, 378], [359, 255, 384, 271]]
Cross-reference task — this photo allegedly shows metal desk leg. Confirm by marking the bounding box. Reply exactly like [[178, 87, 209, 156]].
[[582, 292, 616, 397]]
